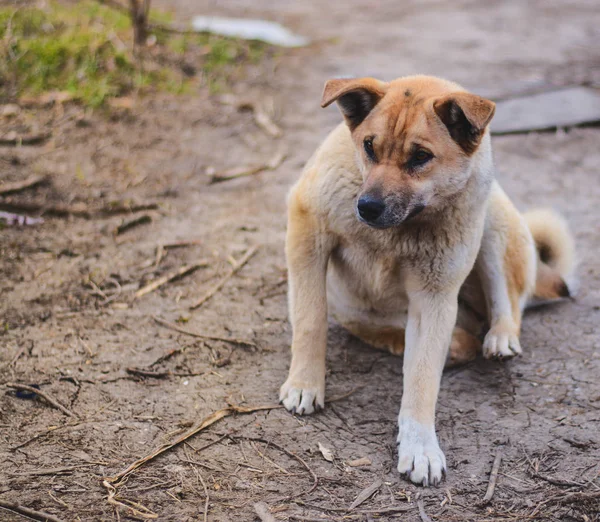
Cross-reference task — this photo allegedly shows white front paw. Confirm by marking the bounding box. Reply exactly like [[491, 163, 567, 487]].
[[397, 417, 446, 486], [279, 378, 324, 415], [483, 328, 522, 359]]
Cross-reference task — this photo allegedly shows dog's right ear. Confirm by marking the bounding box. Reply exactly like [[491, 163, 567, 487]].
[[321, 78, 387, 129]]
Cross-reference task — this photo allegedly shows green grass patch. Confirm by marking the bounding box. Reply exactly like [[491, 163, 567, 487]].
[[0, 1, 270, 107]]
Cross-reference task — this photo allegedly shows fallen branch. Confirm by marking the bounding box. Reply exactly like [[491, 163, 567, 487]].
[[531, 471, 586, 488], [482, 449, 503, 503], [0, 345, 26, 370], [0, 174, 47, 195], [208, 154, 285, 184], [115, 213, 152, 235], [193, 467, 209, 522], [349, 479, 382, 510], [417, 499, 433, 522], [0, 200, 159, 219], [220, 95, 282, 138], [231, 436, 318, 499], [105, 403, 280, 484], [126, 367, 170, 379], [6, 383, 74, 417], [190, 246, 259, 309], [153, 316, 256, 349], [253, 105, 282, 138], [163, 240, 202, 249], [0, 131, 51, 146], [103, 480, 158, 519], [11, 464, 95, 476], [135, 261, 208, 299], [0, 501, 65, 522]]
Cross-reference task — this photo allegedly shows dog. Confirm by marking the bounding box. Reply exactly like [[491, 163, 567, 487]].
[[279, 75, 575, 486]]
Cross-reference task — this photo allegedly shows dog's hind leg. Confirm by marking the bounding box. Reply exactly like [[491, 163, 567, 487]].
[[345, 321, 479, 367], [343, 323, 406, 355], [446, 327, 481, 367]]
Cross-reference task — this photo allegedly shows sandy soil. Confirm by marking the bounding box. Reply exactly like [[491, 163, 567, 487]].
[[1, 0, 600, 520]]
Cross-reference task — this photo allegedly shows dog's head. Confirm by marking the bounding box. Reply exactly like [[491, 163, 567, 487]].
[[321, 75, 495, 229]]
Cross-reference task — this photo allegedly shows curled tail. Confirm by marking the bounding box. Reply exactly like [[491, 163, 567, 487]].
[[524, 209, 576, 301]]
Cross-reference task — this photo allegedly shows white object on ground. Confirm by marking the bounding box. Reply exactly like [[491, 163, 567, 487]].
[[191, 16, 309, 47]]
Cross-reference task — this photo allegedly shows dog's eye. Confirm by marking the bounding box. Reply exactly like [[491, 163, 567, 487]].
[[363, 137, 377, 162], [411, 149, 433, 166]]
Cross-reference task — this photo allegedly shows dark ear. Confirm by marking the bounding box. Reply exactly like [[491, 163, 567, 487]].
[[433, 93, 495, 154], [321, 77, 387, 129]]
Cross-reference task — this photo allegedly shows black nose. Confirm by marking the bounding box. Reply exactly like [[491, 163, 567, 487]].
[[357, 195, 385, 222]]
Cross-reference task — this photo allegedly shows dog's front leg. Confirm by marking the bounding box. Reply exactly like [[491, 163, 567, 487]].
[[279, 195, 333, 415], [397, 288, 458, 486]]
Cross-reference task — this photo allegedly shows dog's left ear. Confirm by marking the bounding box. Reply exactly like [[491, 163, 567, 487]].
[[321, 77, 387, 129], [434, 93, 495, 154]]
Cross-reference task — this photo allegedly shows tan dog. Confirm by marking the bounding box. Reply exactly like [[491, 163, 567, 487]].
[[279, 75, 575, 486]]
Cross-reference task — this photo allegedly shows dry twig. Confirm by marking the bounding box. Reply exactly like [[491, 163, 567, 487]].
[[190, 246, 259, 309], [197, 470, 209, 522], [0, 500, 65, 522], [153, 316, 256, 348], [231, 436, 319, 499], [349, 479, 382, 510], [6, 383, 74, 417], [163, 240, 202, 249], [135, 261, 208, 298], [0, 200, 158, 218], [115, 213, 152, 235], [0, 345, 26, 370], [103, 480, 157, 519], [482, 450, 503, 503], [0, 131, 51, 146], [0, 174, 47, 195], [105, 403, 280, 484], [208, 154, 286, 183], [417, 499, 433, 522]]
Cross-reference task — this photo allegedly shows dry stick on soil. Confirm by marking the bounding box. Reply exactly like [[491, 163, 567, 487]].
[[153, 315, 256, 349], [208, 153, 286, 184], [190, 245, 259, 309], [197, 470, 209, 522], [11, 464, 95, 476], [254, 501, 277, 522], [115, 213, 152, 235], [231, 436, 319, 499], [6, 383, 74, 417], [0, 200, 158, 218], [126, 367, 170, 379], [0, 132, 51, 146], [163, 240, 202, 249], [482, 449, 503, 503], [417, 499, 433, 522], [103, 390, 362, 511], [0, 174, 47, 195], [105, 404, 280, 484], [349, 479, 383, 510], [135, 261, 209, 299], [103, 480, 158, 520], [253, 105, 283, 138], [0, 345, 26, 370], [0, 500, 65, 522]]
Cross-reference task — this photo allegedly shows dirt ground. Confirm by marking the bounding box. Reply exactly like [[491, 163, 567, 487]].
[[2, 1, 600, 521]]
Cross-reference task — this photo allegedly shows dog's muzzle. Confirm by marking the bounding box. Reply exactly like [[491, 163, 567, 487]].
[[357, 195, 385, 224], [356, 195, 426, 228]]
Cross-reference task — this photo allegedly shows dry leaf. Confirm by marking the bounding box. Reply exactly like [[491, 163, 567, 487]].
[[349, 479, 383, 510], [318, 442, 334, 462]]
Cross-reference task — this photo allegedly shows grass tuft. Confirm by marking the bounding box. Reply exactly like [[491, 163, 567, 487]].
[[0, 1, 270, 107]]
